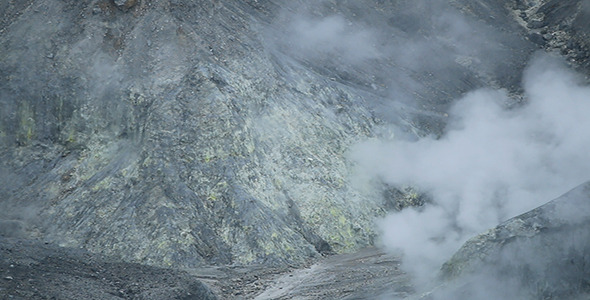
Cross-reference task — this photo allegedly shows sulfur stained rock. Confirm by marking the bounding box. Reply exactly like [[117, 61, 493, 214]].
[[0, 0, 588, 274], [0, 237, 217, 300]]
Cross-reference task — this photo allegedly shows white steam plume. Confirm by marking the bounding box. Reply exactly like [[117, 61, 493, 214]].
[[351, 54, 590, 284], [281, 14, 381, 64]]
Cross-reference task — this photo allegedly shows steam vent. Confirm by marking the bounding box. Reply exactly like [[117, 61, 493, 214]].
[[1, 0, 590, 299]]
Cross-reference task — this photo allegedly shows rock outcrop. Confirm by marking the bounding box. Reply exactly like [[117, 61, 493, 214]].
[[426, 181, 590, 299]]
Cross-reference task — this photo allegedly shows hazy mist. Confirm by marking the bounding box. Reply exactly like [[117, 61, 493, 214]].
[[352, 54, 590, 287], [2, 0, 589, 298], [270, 0, 590, 295]]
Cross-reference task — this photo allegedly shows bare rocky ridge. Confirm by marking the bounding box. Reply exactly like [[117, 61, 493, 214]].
[[420, 181, 590, 299]]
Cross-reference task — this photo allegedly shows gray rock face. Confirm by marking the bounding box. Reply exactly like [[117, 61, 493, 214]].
[[430, 182, 590, 299], [114, 0, 136, 10], [0, 0, 588, 278], [516, 0, 590, 71], [0, 0, 381, 268], [453, 0, 590, 73]]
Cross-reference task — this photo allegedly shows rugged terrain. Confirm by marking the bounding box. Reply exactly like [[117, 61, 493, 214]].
[[1, 0, 590, 299], [428, 181, 590, 299], [0, 237, 217, 299]]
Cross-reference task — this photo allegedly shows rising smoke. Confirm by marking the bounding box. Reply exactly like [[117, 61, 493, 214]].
[[271, 0, 590, 296], [352, 53, 590, 286], [284, 14, 382, 64]]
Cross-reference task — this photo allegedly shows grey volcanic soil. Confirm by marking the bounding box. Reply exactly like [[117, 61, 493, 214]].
[[253, 247, 412, 300], [0, 237, 216, 299], [0, 237, 408, 300]]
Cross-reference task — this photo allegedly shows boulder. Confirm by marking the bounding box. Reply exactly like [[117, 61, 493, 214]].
[[114, 0, 136, 10]]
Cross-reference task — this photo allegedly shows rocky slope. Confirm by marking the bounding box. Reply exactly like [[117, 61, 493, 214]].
[[0, 0, 379, 268], [0, 237, 410, 300], [0, 237, 217, 299], [1, 0, 590, 299], [0, 0, 539, 269], [427, 181, 590, 299]]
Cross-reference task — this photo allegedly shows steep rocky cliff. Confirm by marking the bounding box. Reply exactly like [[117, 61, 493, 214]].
[[0, 0, 379, 268], [0, 0, 538, 269], [1, 0, 590, 298]]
